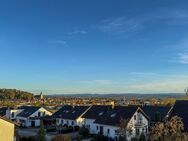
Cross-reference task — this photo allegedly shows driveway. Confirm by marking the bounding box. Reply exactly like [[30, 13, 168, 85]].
[[18, 128, 39, 137], [18, 128, 78, 141]]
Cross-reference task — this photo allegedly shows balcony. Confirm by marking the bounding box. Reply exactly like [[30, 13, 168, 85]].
[[134, 121, 145, 128]]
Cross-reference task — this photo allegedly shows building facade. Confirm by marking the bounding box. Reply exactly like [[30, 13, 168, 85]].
[[0, 117, 15, 141]]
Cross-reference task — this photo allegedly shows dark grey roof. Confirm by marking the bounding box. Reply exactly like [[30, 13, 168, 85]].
[[94, 106, 140, 126], [82, 105, 111, 119], [170, 100, 188, 132], [142, 105, 171, 121], [17, 106, 41, 118], [53, 105, 90, 120], [0, 107, 7, 116]]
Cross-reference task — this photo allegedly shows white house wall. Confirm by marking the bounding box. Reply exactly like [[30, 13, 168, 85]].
[[16, 116, 28, 127], [16, 107, 52, 127], [85, 119, 97, 134], [0, 118, 15, 141], [100, 124, 119, 139], [30, 107, 52, 118], [6, 109, 23, 120], [127, 110, 149, 139], [56, 117, 85, 127], [92, 110, 149, 141]]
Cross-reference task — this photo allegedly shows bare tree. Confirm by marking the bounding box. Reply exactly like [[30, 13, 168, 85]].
[[118, 118, 131, 140], [150, 116, 188, 141]]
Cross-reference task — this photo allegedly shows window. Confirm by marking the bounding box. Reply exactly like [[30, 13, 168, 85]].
[[115, 130, 118, 135], [61, 120, 64, 124], [72, 121, 74, 126], [67, 121, 69, 125], [107, 129, 110, 134], [98, 112, 104, 116], [11, 112, 15, 118], [38, 112, 41, 117], [136, 128, 140, 135], [110, 113, 117, 118], [56, 119, 60, 124], [134, 115, 136, 120], [87, 125, 90, 129], [146, 128, 148, 134], [96, 126, 98, 130]]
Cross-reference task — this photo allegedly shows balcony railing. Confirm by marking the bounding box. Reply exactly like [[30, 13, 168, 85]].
[[134, 121, 145, 127]]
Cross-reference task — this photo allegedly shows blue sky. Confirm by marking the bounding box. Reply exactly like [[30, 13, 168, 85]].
[[0, 0, 188, 94]]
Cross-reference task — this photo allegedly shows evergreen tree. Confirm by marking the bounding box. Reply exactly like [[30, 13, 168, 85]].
[[139, 133, 146, 141], [37, 121, 46, 141]]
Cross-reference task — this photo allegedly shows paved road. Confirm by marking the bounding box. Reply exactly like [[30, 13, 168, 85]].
[[18, 128, 78, 141], [18, 128, 39, 137]]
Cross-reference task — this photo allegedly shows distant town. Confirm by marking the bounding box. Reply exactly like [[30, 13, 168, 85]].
[[0, 88, 188, 141]]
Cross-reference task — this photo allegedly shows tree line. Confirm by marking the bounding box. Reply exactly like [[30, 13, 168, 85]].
[[0, 88, 34, 100]]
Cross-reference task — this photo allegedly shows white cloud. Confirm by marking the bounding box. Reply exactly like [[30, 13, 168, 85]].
[[98, 17, 143, 34], [154, 8, 188, 25], [24, 73, 188, 94], [49, 40, 68, 47], [67, 30, 88, 36], [80, 80, 114, 85], [129, 72, 158, 77], [178, 53, 188, 64], [97, 8, 188, 34], [126, 78, 188, 93], [167, 38, 188, 64]]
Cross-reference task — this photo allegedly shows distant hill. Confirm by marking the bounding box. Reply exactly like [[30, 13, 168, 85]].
[[46, 93, 185, 99], [0, 88, 34, 100]]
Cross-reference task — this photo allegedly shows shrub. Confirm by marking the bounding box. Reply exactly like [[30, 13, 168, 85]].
[[139, 133, 146, 141], [78, 126, 89, 137], [36, 121, 46, 141], [92, 134, 109, 141], [74, 126, 80, 131], [60, 126, 73, 134], [119, 136, 127, 141], [46, 127, 56, 132], [51, 134, 71, 141]]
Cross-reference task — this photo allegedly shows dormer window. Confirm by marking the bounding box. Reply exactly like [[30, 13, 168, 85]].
[[110, 113, 117, 118], [98, 112, 104, 116]]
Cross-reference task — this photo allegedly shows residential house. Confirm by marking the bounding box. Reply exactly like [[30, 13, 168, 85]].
[[94, 106, 149, 141], [169, 100, 188, 132], [6, 108, 24, 121], [0, 116, 15, 141], [82, 105, 111, 134], [16, 106, 52, 127], [142, 105, 171, 127], [53, 105, 90, 127]]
